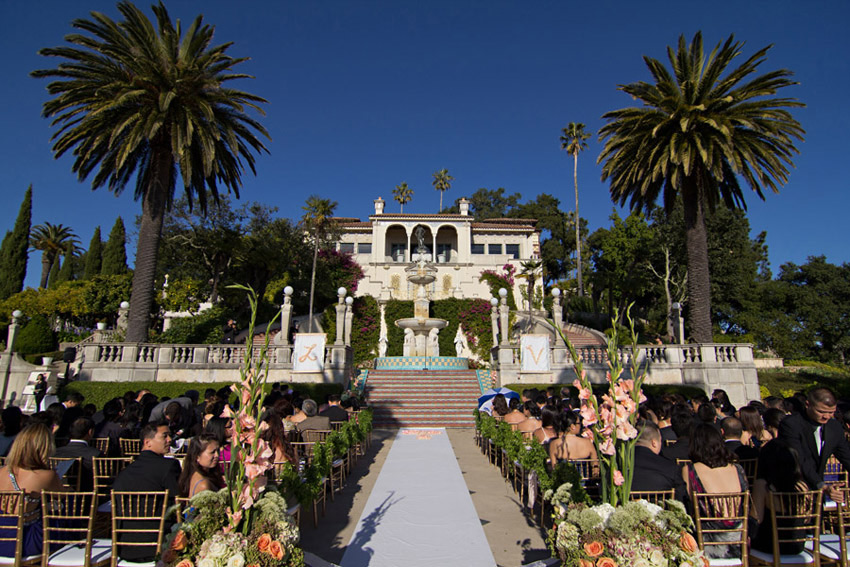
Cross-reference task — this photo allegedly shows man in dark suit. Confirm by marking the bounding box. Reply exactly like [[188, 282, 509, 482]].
[[54, 417, 102, 490], [661, 410, 695, 462], [720, 417, 760, 461], [631, 420, 688, 502], [296, 399, 331, 433], [319, 393, 349, 422], [112, 422, 181, 562], [779, 387, 850, 502]]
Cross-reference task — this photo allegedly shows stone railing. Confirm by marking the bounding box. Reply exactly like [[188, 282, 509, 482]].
[[78, 342, 352, 384], [494, 342, 760, 407]]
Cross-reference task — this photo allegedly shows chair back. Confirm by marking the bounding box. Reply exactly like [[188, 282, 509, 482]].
[[765, 490, 823, 565], [739, 459, 758, 488], [93, 438, 111, 455], [93, 457, 131, 502], [291, 442, 316, 471], [268, 461, 297, 484], [50, 457, 83, 492], [330, 421, 346, 432], [825, 456, 847, 485], [570, 459, 601, 498], [41, 491, 107, 567], [302, 429, 332, 444], [629, 489, 674, 505], [110, 491, 169, 564], [118, 439, 141, 459], [0, 491, 24, 563], [691, 491, 749, 566], [174, 497, 192, 523]]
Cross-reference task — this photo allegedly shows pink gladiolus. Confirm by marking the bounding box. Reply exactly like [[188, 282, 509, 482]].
[[621, 379, 634, 393], [599, 438, 616, 456], [580, 405, 598, 426], [220, 405, 234, 419], [572, 378, 582, 391], [613, 470, 624, 486], [616, 421, 638, 441]]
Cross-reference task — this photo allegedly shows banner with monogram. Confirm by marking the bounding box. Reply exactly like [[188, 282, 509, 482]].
[[293, 333, 326, 372], [520, 334, 550, 372]]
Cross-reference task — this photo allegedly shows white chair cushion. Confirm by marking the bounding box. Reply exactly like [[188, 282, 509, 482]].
[[0, 555, 42, 566], [810, 536, 850, 560], [707, 558, 745, 566], [115, 560, 156, 567], [48, 539, 112, 566], [749, 547, 815, 564], [97, 500, 112, 513]]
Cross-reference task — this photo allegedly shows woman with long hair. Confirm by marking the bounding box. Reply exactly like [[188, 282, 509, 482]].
[[260, 413, 296, 464], [178, 434, 225, 498], [548, 410, 596, 465], [739, 406, 772, 448], [204, 416, 233, 466], [0, 424, 66, 556], [533, 405, 560, 444]]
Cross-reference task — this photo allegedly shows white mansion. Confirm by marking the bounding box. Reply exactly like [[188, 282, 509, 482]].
[[334, 197, 542, 302]]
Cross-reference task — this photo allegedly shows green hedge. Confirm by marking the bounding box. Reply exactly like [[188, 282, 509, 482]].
[[61, 380, 343, 409]]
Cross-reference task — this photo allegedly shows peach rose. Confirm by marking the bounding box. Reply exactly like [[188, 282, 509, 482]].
[[596, 558, 617, 567], [175, 560, 194, 567], [584, 541, 604, 557], [269, 540, 284, 560], [680, 532, 698, 553], [171, 530, 188, 551], [257, 533, 272, 553], [579, 560, 595, 567]]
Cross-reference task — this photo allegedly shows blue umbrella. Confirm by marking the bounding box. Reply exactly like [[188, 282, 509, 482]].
[[478, 387, 520, 414]]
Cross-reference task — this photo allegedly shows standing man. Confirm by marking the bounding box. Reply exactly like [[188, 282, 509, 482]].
[[779, 387, 850, 502], [34, 374, 48, 411], [223, 319, 238, 344]]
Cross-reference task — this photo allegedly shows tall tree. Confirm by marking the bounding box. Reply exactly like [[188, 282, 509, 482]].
[[432, 169, 454, 212], [598, 32, 804, 342], [560, 122, 592, 297], [102, 216, 128, 275], [33, 2, 269, 342], [0, 186, 32, 300], [53, 245, 81, 285], [300, 196, 338, 332], [30, 222, 79, 289], [83, 227, 103, 280], [392, 182, 414, 213]]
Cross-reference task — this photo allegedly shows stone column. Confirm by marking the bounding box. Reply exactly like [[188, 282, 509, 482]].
[[5, 310, 22, 353], [117, 301, 130, 333], [671, 302, 685, 345], [275, 286, 294, 346], [335, 288, 346, 346]]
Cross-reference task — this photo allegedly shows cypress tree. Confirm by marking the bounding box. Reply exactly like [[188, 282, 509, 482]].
[[84, 226, 102, 280], [55, 251, 76, 285], [0, 186, 32, 300], [47, 254, 62, 289], [101, 217, 128, 275]]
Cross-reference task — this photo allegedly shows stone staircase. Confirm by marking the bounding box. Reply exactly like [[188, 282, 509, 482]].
[[365, 369, 481, 428]]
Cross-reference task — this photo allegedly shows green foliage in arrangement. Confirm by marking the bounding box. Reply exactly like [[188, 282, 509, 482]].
[[61, 381, 344, 410]]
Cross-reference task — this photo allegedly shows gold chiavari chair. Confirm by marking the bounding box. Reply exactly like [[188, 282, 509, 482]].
[[739, 459, 759, 489], [630, 489, 675, 505], [118, 439, 140, 459], [93, 439, 111, 456], [0, 491, 40, 566], [749, 490, 823, 567], [692, 491, 750, 566], [816, 487, 850, 567], [93, 458, 132, 504], [50, 457, 83, 492], [41, 490, 112, 567], [110, 491, 169, 567]]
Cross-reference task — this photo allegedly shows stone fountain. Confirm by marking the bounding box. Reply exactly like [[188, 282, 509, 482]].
[[394, 227, 447, 356]]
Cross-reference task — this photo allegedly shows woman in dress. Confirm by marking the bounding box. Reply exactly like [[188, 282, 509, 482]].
[[203, 417, 233, 467], [683, 423, 748, 559], [739, 406, 772, 448], [260, 413, 297, 464], [548, 410, 597, 465], [178, 434, 225, 498], [515, 402, 542, 438], [533, 405, 560, 445], [0, 423, 66, 558]]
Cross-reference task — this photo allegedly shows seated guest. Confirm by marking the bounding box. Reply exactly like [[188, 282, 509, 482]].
[[683, 424, 748, 560], [111, 422, 181, 562], [763, 408, 786, 441], [662, 409, 695, 462], [261, 414, 297, 464], [548, 411, 596, 465], [649, 398, 677, 444], [0, 424, 65, 558], [533, 405, 560, 444], [54, 417, 102, 490], [515, 402, 542, 436], [720, 417, 760, 461], [631, 420, 687, 502], [0, 406, 23, 457], [502, 398, 526, 426], [94, 398, 124, 454], [739, 406, 772, 448], [178, 434, 225, 498], [751, 440, 808, 556], [295, 399, 331, 433], [490, 395, 509, 420], [319, 393, 349, 422]]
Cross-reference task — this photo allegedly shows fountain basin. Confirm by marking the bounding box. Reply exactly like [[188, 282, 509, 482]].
[[395, 318, 448, 331]]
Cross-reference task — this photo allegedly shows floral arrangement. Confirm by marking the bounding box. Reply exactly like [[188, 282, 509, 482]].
[[551, 497, 708, 567], [558, 305, 647, 506], [161, 285, 304, 567]]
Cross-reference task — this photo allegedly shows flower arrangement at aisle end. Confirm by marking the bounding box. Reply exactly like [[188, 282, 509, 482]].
[[161, 285, 304, 567]]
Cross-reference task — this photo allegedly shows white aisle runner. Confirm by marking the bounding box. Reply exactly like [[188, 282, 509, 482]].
[[340, 428, 496, 567]]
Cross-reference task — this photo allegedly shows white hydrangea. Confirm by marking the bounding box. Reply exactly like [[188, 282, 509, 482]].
[[591, 503, 616, 526]]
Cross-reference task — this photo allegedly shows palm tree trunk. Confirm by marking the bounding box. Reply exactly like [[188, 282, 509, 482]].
[[439, 191, 443, 212], [682, 182, 712, 343], [307, 229, 319, 333], [126, 146, 171, 342], [39, 253, 52, 289], [573, 152, 583, 297]]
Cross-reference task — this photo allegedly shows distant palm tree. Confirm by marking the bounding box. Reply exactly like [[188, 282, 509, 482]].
[[598, 32, 804, 342], [301, 196, 338, 332], [393, 182, 414, 213], [560, 122, 591, 297], [519, 259, 543, 310], [32, 2, 269, 341], [30, 222, 79, 288], [432, 169, 454, 212]]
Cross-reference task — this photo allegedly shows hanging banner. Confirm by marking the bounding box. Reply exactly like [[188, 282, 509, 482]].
[[521, 334, 550, 372], [293, 333, 326, 372]]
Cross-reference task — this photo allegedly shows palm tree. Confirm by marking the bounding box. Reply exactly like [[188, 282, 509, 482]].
[[301, 196, 338, 332], [598, 32, 804, 343], [393, 182, 414, 213], [432, 169, 454, 212], [32, 2, 269, 342], [519, 258, 543, 310], [560, 123, 591, 297], [30, 222, 79, 288]]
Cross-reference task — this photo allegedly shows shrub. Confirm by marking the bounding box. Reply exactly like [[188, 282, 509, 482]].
[[157, 305, 229, 344], [15, 315, 57, 355]]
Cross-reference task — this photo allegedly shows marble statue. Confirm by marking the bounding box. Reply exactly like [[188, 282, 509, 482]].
[[428, 327, 440, 357]]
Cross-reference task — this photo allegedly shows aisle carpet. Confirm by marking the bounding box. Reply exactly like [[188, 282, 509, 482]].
[[340, 428, 496, 567]]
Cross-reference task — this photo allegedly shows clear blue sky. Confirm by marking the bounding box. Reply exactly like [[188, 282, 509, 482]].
[[2, 1, 848, 290]]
